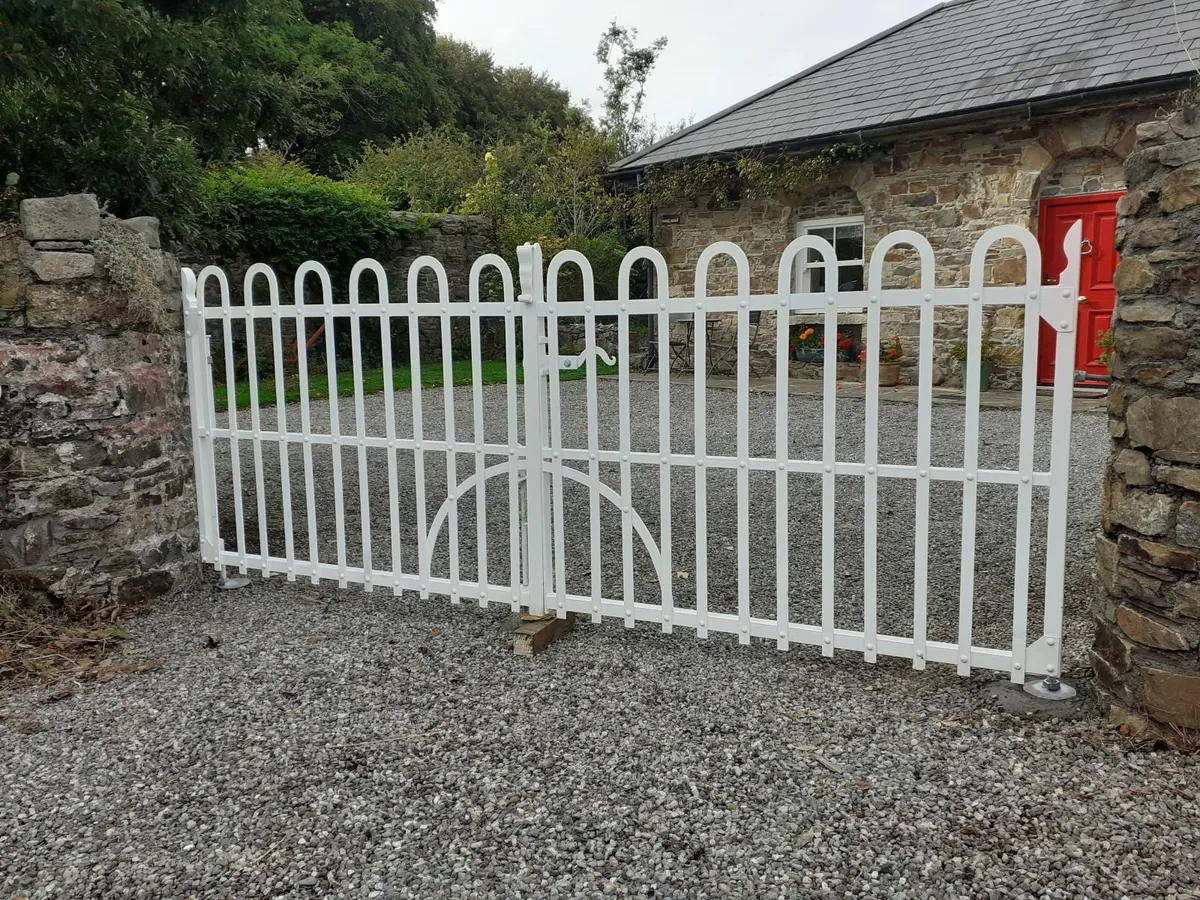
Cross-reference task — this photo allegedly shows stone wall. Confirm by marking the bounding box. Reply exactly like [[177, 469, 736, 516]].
[[1091, 111, 1200, 739], [389, 214, 502, 359], [0, 195, 196, 615], [654, 98, 1166, 386]]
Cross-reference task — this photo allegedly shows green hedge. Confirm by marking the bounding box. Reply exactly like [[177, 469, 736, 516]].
[[195, 162, 417, 270]]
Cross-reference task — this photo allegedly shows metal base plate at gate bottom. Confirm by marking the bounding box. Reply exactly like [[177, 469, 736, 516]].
[[1023, 676, 1077, 700], [219, 576, 251, 591]]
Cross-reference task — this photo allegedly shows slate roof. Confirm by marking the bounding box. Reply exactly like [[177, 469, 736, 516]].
[[613, 0, 1200, 172]]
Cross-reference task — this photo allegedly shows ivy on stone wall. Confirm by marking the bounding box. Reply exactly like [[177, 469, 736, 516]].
[[639, 142, 881, 209]]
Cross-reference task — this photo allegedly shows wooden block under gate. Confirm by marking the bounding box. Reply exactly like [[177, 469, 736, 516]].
[[512, 613, 576, 657]]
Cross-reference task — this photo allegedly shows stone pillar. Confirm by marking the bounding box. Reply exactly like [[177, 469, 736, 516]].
[[1092, 112, 1200, 739], [0, 194, 197, 615]]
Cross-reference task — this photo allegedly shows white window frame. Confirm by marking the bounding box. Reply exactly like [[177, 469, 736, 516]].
[[795, 215, 865, 293]]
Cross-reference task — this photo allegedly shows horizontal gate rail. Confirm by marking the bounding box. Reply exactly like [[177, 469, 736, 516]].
[[183, 222, 1081, 684]]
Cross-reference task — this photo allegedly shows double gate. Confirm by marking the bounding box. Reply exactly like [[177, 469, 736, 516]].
[[184, 223, 1081, 683]]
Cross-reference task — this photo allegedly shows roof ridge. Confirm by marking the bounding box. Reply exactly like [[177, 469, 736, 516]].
[[612, 0, 968, 171]]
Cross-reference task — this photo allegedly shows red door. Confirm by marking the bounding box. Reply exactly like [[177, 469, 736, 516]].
[[1036, 192, 1122, 384]]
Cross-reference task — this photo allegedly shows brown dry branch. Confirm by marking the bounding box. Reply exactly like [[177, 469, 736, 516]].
[[0, 580, 140, 684]]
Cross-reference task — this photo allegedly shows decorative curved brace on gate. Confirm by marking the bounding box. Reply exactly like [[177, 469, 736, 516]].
[[418, 461, 669, 614]]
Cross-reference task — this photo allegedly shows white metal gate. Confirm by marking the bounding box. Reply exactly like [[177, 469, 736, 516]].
[[183, 223, 1081, 684]]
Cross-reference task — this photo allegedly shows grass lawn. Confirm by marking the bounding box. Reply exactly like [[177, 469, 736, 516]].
[[212, 360, 617, 412]]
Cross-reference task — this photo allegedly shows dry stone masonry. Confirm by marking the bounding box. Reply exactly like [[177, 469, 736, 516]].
[[0, 194, 196, 615], [1092, 111, 1200, 739]]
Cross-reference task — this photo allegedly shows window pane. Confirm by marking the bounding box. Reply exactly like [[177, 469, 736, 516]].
[[810, 227, 835, 243], [835, 225, 864, 262], [806, 247, 822, 264], [837, 264, 864, 292], [808, 266, 827, 293]]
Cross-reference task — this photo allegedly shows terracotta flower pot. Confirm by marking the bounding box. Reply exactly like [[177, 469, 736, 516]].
[[878, 361, 901, 386]]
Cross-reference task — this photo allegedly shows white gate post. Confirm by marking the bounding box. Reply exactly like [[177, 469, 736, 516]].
[[181, 268, 222, 574], [517, 243, 548, 615]]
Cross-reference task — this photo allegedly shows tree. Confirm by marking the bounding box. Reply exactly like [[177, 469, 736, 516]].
[[595, 22, 668, 158], [0, 0, 448, 233], [348, 126, 483, 211], [433, 38, 580, 144]]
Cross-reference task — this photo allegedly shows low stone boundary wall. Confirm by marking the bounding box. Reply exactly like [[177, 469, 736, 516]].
[[1, 194, 196, 614]]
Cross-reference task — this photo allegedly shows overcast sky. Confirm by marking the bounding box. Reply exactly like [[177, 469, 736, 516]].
[[434, 0, 935, 130]]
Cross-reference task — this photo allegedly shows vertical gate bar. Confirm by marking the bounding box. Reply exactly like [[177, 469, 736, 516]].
[[468, 271, 488, 605], [376, 267, 402, 592], [439, 285, 460, 603], [736, 285, 751, 645], [1011, 281, 1042, 682], [323, 289, 348, 589], [693, 288, 708, 638], [504, 278, 521, 609], [216, 270, 247, 574], [407, 265, 429, 598], [957, 281, 985, 676], [182, 270, 218, 568], [517, 244, 547, 616], [243, 274, 270, 576], [1042, 325, 1077, 679], [774, 268, 790, 651], [912, 287, 935, 671], [585, 281, 603, 623], [820, 273, 837, 657], [618, 292, 635, 627], [264, 268, 295, 581], [294, 268, 321, 583], [545, 265, 566, 616], [654, 268, 673, 633], [349, 272, 373, 592], [863, 280, 882, 665], [1039, 225, 1081, 679]]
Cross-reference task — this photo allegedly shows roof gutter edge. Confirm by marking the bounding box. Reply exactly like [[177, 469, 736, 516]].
[[607, 75, 1192, 179]]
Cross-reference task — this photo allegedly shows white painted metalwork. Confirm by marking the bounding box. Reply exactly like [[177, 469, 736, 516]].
[[182, 223, 1081, 683]]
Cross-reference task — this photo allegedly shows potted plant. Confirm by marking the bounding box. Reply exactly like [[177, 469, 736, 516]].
[[830, 331, 853, 362], [793, 326, 822, 362], [858, 336, 904, 386], [950, 328, 1000, 391]]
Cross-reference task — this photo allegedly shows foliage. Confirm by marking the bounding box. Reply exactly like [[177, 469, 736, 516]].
[[92, 218, 170, 329], [460, 127, 630, 298], [595, 22, 668, 159], [0, 0, 210, 239], [195, 158, 412, 270], [349, 127, 483, 211], [0, 0, 461, 236], [640, 142, 881, 209], [860, 336, 904, 363], [950, 327, 1000, 363], [794, 327, 821, 350], [434, 38, 579, 144], [1097, 327, 1114, 368]]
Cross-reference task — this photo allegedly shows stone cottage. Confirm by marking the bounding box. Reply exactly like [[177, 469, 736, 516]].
[[611, 0, 1200, 387]]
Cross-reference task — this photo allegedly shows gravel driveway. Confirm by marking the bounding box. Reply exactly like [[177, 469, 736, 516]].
[[209, 380, 1104, 663], [4, 383, 1199, 899]]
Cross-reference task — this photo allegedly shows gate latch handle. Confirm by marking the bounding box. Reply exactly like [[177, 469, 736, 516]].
[[1079, 239, 1093, 256], [558, 346, 616, 371]]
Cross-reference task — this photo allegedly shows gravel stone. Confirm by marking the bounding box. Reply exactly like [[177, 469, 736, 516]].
[[3, 382, 1197, 899]]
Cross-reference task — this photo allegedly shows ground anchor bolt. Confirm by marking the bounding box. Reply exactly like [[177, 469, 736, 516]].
[[1023, 675, 1077, 700]]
